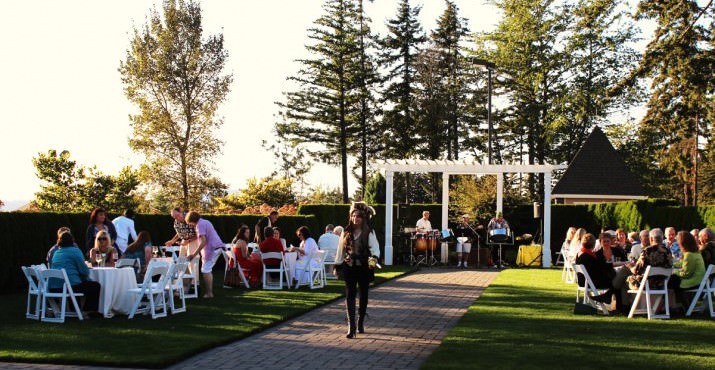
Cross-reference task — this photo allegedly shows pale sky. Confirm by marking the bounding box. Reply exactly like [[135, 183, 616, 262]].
[[0, 0, 504, 210]]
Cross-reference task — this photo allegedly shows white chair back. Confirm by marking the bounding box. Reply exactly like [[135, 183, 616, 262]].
[[261, 252, 289, 290], [685, 264, 715, 317], [38, 268, 84, 323], [572, 264, 609, 314], [166, 261, 189, 314], [21, 266, 43, 320], [128, 263, 169, 319], [627, 265, 672, 319], [222, 249, 250, 289]]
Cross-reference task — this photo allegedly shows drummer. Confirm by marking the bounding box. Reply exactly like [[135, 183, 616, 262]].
[[487, 211, 510, 267], [454, 214, 475, 268], [487, 211, 510, 232], [416, 210, 433, 233]]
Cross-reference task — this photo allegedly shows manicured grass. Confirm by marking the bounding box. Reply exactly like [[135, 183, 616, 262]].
[[421, 268, 715, 370], [0, 266, 412, 368]]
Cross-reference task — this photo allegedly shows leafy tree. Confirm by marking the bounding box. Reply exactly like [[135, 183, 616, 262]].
[[700, 140, 715, 204], [262, 128, 313, 198], [304, 186, 345, 204], [378, 0, 427, 158], [119, 0, 232, 209], [33, 150, 84, 211], [230, 177, 296, 209], [276, 0, 371, 203], [32, 150, 140, 213], [363, 172, 386, 204]]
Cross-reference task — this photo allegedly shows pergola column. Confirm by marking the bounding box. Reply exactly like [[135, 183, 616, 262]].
[[441, 172, 450, 263], [543, 171, 552, 267], [384, 171, 394, 265], [496, 174, 504, 213]]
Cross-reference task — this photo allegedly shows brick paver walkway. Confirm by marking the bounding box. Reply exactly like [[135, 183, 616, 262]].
[[0, 269, 497, 370]]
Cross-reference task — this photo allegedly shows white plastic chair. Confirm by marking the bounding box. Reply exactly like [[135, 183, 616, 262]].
[[562, 252, 575, 283], [222, 249, 250, 289], [685, 264, 715, 317], [21, 266, 43, 320], [262, 252, 289, 290], [627, 266, 673, 319], [295, 250, 327, 289], [165, 261, 189, 314], [127, 262, 170, 319], [573, 264, 610, 314], [39, 269, 84, 323]]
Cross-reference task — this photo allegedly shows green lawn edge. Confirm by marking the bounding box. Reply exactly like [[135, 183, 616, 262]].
[[420, 268, 715, 370], [0, 266, 415, 368]]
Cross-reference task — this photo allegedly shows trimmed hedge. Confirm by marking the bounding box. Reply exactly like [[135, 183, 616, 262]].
[[1, 212, 318, 293], [3, 200, 713, 293]]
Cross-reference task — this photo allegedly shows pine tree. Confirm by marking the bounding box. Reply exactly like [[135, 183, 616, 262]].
[[276, 0, 373, 203], [628, 0, 713, 205], [379, 0, 427, 159]]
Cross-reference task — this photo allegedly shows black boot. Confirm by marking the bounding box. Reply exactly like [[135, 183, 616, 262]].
[[358, 314, 365, 334], [346, 305, 356, 339]]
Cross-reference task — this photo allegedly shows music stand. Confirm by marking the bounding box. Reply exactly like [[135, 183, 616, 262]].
[[487, 229, 514, 268]]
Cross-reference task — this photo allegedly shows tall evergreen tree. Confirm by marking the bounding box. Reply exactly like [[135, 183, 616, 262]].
[[276, 0, 372, 203], [626, 0, 713, 204], [483, 0, 571, 199], [379, 0, 427, 158]]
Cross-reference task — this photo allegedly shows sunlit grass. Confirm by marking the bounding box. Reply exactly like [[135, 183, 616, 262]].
[[0, 266, 413, 368], [421, 268, 715, 370]]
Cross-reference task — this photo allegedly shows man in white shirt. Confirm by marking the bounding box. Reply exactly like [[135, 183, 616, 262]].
[[416, 211, 432, 232], [318, 224, 340, 262], [112, 209, 138, 256]]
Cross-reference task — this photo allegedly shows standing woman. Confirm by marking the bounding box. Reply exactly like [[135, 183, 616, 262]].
[[334, 202, 380, 339], [85, 207, 118, 257]]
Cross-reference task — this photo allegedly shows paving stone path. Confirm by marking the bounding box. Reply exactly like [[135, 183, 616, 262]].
[[1, 269, 498, 370]]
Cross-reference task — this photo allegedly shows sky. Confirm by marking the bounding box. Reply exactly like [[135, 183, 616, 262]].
[[0, 0, 657, 211]]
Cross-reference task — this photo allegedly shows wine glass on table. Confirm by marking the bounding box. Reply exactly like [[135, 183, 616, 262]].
[[96, 252, 105, 267]]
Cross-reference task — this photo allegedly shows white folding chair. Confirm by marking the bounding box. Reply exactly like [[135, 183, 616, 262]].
[[128, 262, 170, 319], [573, 264, 610, 314], [21, 266, 43, 320], [39, 269, 84, 323], [627, 266, 673, 319], [222, 249, 250, 289], [554, 249, 564, 266], [562, 253, 575, 283], [165, 261, 189, 314], [262, 252, 289, 290], [686, 264, 715, 317], [179, 256, 200, 299], [295, 250, 327, 289]]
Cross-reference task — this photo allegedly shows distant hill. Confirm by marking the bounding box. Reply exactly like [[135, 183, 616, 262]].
[[2, 200, 30, 211]]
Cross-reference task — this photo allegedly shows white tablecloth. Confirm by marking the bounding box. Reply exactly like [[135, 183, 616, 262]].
[[284, 252, 297, 282], [90, 267, 138, 318]]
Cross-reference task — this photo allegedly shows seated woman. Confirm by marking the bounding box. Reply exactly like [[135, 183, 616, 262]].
[[670, 231, 706, 306], [88, 230, 116, 267], [122, 231, 153, 280], [293, 226, 321, 284], [50, 232, 101, 315], [231, 225, 262, 286], [576, 233, 614, 290], [596, 232, 628, 263]]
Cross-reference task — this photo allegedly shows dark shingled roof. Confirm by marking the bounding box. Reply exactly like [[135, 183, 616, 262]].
[[552, 126, 646, 197]]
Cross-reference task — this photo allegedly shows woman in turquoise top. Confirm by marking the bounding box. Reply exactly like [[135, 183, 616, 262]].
[[50, 232, 101, 313], [669, 231, 705, 307]]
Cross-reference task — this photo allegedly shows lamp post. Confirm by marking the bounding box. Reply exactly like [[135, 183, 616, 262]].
[[472, 58, 495, 164]]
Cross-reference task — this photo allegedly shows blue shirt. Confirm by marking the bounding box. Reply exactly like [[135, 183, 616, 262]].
[[49, 246, 90, 289], [668, 240, 681, 259]]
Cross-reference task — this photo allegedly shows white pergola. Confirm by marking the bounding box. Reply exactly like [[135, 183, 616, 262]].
[[376, 159, 567, 268]]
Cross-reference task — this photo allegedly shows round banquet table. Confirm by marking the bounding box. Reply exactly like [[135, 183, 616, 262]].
[[90, 267, 138, 318]]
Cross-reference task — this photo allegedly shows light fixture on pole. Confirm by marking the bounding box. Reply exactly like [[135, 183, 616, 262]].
[[472, 58, 496, 164]]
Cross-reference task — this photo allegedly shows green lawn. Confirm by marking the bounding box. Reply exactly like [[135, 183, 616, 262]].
[[0, 266, 412, 368], [421, 268, 715, 370]]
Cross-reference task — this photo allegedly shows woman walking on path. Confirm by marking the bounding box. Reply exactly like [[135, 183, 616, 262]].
[[334, 202, 380, 338]]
